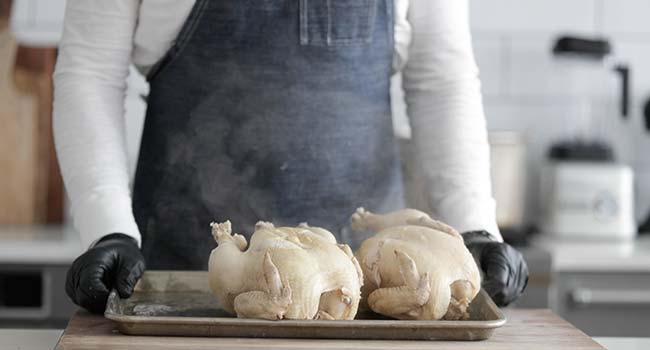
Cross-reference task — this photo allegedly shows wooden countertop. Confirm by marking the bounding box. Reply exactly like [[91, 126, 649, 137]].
[[56, 309, 604, 350]]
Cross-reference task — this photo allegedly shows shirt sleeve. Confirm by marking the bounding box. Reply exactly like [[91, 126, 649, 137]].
[[402, 0, 502, 241], [53, 0, 142, 249]]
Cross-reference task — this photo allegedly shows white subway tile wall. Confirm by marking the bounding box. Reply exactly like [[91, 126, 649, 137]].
[[506, 34, 615, 98], [10, 0, 66, 46], [602, 0, 650, 35], [471, 35, 505, 97], [465, 0, 650, 224], [392, 1, 650, 226], [482, 100, 590, 220], [469, 0, 598, 33]]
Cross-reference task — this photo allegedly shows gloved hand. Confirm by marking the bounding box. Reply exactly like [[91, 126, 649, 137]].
[[462, 230, 528, 307], [65, 233, 145, 314]]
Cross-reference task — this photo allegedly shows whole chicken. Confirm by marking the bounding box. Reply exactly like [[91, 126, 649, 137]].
[[208, 220, 363, 320], [351, 208, 481, 320]]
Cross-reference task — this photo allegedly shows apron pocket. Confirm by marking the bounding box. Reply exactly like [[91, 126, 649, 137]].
[[300, 0, 378, 46]]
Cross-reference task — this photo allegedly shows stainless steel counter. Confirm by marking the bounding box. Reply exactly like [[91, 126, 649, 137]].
[[595, 337, 650, 350], [0, 225, 81, 265], [0, 329, 62, 350], [531, 235, 650, 272]]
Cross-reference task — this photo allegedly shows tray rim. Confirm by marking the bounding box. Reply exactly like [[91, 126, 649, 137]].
[[106, 305, 506, 329], [104, 270, 507, 336]]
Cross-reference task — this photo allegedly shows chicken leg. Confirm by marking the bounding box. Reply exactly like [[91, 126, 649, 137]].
[[233, 251, 292, 320], [367, 250, 431, 318]]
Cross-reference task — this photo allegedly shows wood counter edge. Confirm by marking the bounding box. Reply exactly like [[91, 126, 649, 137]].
[[56, 308, 605, 350]]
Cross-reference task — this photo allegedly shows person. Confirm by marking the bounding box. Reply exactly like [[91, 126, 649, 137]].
[[54, 0, 528, 314]]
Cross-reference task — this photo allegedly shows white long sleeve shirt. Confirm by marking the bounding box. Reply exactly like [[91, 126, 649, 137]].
[[53, 0, 501, 249]]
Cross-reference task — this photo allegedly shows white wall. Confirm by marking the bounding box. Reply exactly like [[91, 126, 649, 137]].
[[393, 0, 650, 226], [470, 0, 650, 224], [10, 0, 66, 46], [471, 0, 650, 223]]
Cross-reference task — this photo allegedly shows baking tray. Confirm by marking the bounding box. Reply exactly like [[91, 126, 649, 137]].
[[105, 271, 506, 340]]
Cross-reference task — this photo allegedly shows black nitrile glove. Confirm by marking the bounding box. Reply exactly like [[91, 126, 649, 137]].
[[65, 233, 145, 314], [462, 230, 528, 307]]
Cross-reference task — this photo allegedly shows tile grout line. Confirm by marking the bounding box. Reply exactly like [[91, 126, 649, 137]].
[[500, 33, 511, 100], [594, 0, 604, 34]]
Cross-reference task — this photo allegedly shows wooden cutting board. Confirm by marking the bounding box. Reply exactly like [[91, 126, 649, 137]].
[[56, 309, 605, 350], [0, 10, 63, 224], [0, 29, 39, 223]]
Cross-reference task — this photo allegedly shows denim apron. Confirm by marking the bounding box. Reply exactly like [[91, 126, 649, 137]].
[[133, 0, 404, 269]]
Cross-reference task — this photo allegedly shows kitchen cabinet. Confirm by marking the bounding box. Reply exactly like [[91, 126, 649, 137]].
[[0, 264, 75, 328], [0, 226, 80, 328], [554, 271, 650, 337], [532, 235, 650, 337], [510, 247, 552, 308]]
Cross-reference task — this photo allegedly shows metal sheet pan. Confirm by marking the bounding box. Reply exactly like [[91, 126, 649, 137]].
[[105, 271, 506, 340]]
